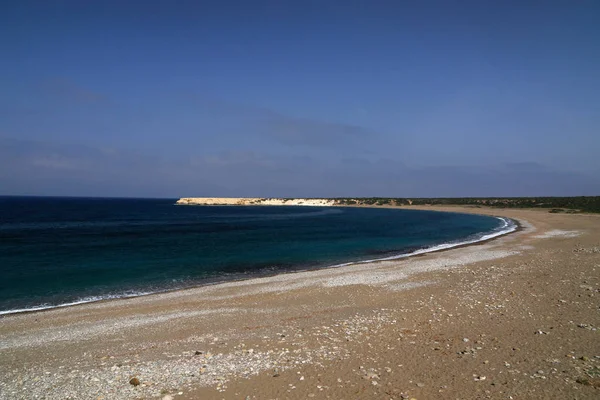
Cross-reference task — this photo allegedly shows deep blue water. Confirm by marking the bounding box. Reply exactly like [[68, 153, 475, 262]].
[[0, 197, 511, 314]]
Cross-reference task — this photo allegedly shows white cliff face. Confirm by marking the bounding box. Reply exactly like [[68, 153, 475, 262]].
[[175, 198, 338, 206]]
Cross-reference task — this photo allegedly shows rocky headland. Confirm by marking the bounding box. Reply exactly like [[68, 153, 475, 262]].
[[175, 198, 338, 206]]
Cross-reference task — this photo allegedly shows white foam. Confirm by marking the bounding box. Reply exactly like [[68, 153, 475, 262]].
[[328, 217, 517, 267], [0, 292, 153, 316], [321, 247, 519, 289]]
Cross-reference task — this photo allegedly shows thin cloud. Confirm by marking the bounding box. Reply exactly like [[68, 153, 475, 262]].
[[1, 136, 598, 198], [40, 78, 113, 106], [261, 113, 371, 147], [183, 94, 375, 148]]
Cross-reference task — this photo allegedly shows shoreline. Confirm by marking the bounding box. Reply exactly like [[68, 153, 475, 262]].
[[2, 206, 598, 400], [0, 212, 518, 317]]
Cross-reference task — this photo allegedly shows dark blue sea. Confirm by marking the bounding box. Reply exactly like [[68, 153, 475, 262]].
[[0, 197, 514, 315]]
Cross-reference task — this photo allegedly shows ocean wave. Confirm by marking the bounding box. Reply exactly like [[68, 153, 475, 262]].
[[0, 216, 516, 317], [0, 291, 153, 316], [0, 208, 344, 232], [202, 208, 344, 221], [326, 216, 517, 267], [0, 220, 170, 231]]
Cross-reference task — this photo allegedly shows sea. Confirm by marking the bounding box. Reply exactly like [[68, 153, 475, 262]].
[[0, 197, 516, 315]]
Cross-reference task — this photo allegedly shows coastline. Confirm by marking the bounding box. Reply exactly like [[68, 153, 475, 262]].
[[0, 210, 518, 317], [1, 206, 598, 399]]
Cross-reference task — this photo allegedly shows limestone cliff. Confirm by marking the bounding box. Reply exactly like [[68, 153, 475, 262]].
[[175, 198, 338, 206]]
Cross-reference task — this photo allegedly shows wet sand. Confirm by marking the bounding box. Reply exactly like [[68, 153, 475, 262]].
[[0, 206, 599, 399]]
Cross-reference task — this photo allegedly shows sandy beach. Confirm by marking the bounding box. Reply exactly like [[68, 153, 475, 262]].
[[1, 206, 599, 400]]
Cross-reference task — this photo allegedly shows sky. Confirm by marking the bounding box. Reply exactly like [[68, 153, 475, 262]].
[[1, 0, 599, 198]]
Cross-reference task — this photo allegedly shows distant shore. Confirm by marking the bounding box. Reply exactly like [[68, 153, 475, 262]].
[[175, 196, 600, 213], [1, 206, 599, 399], [175, 197, 338, 206]]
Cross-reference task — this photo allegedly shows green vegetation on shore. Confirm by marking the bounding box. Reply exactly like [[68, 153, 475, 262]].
[[332, 196, 600, 213]]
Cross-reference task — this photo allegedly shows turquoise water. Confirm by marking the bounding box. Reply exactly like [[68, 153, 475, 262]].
[[0, 197, 512, 314]]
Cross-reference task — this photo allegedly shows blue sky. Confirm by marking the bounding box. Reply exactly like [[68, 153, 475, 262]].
[[1, 1, 598, 197]]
